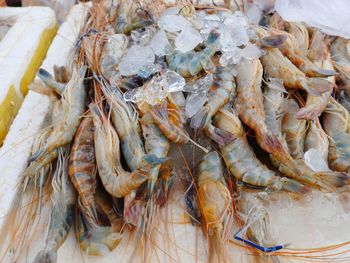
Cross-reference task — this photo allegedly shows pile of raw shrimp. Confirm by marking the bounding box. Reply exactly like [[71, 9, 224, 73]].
[[9, 0, 350, 262]]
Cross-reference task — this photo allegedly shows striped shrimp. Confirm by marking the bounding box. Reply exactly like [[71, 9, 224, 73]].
[[330, 37, 350, 89], [90, 104, 164, 198], [68, 115, 98, 228], [263, 78, 289, 151], [197, 151, 232, 263], [236, 57, 347, 191], [105, 87, 145, 171], [296, 32, 334, 120], [209, 109, 308, 193], [150, 101, 190, 144], [24, 66, 87, 178], [255, 27, 333, 96], [33, 150, 76, 263], [190, 66, 236, 129], [323, 97, 350, 173], [268, 26, 335, 78], [281, 99, 307, 159]]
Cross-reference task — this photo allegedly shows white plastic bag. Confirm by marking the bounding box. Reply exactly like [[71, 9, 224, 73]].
[[275, 0, 350, 39]]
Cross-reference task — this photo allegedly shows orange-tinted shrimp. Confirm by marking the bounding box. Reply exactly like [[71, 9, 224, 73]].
[[69, 115, 98, 228]]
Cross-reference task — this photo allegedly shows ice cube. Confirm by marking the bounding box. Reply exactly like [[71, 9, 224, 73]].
[[175, 26, 203, 53], [219, 47, 242, 66], [304, 148, 330, 172], [119, 45, 155, 76], [186, 91, 207, 118], [144, 77, 168, 105], [246, 4, 263, 25], [130, 27, 156, 46], [137, 63, 157, 79], [158, 14, 191, 33], [162, 70, 186, 92], [124, 88, 140, 103], [183, 73, 214, 93], [197, 73, 214, 92], [241, 43, 263, 59], [150, 29, 173, 56]]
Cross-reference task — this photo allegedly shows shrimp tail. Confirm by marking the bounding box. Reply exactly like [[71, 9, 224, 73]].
[[300, 78, 333, 96], [256, 129, 283, 154], [311, 68, 337, 78], [190, 106, 209, 129], [33, 249, 57, 263], [315, 171, 348, 191], [295, 106, 322, 120], [206, 125, 235, 146], [260, 35, 287, 48], [38, 68, 66, 95], [279, 178, 310, 194]]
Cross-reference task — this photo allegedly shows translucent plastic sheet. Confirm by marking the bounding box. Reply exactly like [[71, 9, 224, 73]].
[[275, 0, 350, 38]]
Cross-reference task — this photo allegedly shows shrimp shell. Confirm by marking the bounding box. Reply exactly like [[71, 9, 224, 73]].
[[69, 115, 98, 228], [197, 151, 231, 262]]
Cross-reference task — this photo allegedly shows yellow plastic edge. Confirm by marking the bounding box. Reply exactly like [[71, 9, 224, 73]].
[[0, 22, 58, 145], [0, 85, 21, 145], [20, 22, 58, 95]]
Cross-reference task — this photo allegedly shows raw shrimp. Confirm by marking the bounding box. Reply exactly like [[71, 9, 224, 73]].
[[91, 104, 164, 198], [78, 190, 124, 256], [105, 87, 145, 171], [236, 58, 274, 151], [330, 37, 350, 89], [296, 38, 335, 120], [191, 66, 236, 129], [197, 151, 232, 263], [33, 151, 76, 263], [256, 28, 333, 96], [114, 0, 154, 35], [210, 109, 308, 193], [139, 103, 170, 196], [263, 78, 288, 151], [269, 27, 335, 78], [166, 30, 220, 78], [24, 66, 87, 177], [150, 101, 190, 144], [236, 57, 347, 191], [281, 99, 307, 159], [323, 98, 350, 173], [68, 115, 98, 228]]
